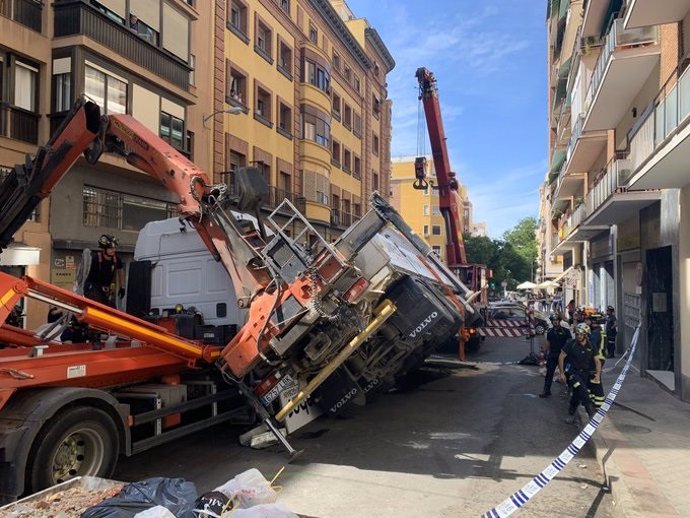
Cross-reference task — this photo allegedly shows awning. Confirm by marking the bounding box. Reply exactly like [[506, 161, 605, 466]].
[[550, 149, 567, 174], [0, 244, 41, 266], [554, 265, 575, 283]]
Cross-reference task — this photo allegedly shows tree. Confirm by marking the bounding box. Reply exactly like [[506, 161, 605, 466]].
[[503, 217, 538, 280]]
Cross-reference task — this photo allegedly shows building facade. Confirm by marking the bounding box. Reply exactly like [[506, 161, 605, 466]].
[[1, 0, 393, 328], [1, 0, 209, 328], [542, 0, 690, 401], [390, 155, 481, 263], [217, 0, 394, 243]]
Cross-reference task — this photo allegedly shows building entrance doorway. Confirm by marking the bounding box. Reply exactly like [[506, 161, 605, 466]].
[[645, 246, 674, 390]]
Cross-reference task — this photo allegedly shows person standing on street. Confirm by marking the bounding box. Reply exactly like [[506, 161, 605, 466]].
[[539, 314, 572, 398], [605, 305, 618, 358], [84, 234, 125, 308], [566, 299, 576, 325], [559, 323, 600, 423], [587, 314, 607, 409]]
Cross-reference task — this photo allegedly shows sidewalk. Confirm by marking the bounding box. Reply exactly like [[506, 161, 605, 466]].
[[582, 363, 690, 518]]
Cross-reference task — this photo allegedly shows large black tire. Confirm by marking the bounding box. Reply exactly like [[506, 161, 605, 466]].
[[27, 406, 119, 492], [534, 322, 547, 335]]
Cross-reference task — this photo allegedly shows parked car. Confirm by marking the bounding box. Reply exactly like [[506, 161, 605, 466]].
[[485, 305, 549, 335]]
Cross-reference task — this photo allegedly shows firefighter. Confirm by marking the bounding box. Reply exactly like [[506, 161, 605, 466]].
[[539, 314, 571, 398], [558, 323, 600, 423], [84, 234, 125, 307], [587, 314, 607, 408]]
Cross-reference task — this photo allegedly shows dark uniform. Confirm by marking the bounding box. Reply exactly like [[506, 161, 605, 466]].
[[540, 324, 571, 396], [605, 309, 617, 358], [588, 318, 607, 408], [561, 338, 597, 417], [84, 250, 123, 307]]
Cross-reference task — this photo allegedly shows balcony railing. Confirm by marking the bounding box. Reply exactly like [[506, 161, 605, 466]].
[[217, 173, 303, 214], [0, 104, 40, 144], [1, 0, 42, 32], [585, 18, 658, 114], [330, 209, 356, 228], [628, 62, 690, 174], [54, 0, 190, 89], [586, 156, 632, 215]]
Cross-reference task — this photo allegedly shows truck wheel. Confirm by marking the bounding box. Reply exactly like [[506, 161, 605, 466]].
[[534, 322, 546, 335], [28, 406, 119, 491]]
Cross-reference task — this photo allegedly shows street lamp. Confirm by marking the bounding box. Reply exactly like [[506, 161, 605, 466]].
[[202, 106, 244, 128]]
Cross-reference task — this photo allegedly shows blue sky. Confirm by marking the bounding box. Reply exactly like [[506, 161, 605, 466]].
[[346, 0, 547, 238]]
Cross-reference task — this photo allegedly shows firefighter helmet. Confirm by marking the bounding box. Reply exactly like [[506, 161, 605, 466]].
[[574, 323, 590, 336], [97, 234, 118, 249]]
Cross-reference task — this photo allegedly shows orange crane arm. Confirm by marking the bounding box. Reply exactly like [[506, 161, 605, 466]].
[[415, 67, 468, 267]]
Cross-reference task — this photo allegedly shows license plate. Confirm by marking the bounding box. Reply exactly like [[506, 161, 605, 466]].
[[260, 374, 295, 406]]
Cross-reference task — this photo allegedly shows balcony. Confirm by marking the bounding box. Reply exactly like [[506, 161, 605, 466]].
[[583, 18, 659, 132], [0, 0, 42, 32], [581, 0, 610, 38], [563, 112, 607, 176], [624, 0, 690, 29], [54, 1, 190, 89], [330, 208, 353, 228], [0, 103, 40, 144], [584, 155, 661, 225], [217, 174, 303, 214], [628, 63, 690, 190]]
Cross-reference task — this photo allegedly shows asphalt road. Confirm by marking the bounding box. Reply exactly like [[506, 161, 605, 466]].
[[114, 335, 613, 517]]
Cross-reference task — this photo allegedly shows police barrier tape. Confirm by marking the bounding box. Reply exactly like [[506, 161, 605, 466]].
[[481, 324, 641, 518], [477, 327, 528, 338]]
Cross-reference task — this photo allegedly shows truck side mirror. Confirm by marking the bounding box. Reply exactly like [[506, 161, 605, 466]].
[[234, 167, 268, 213]]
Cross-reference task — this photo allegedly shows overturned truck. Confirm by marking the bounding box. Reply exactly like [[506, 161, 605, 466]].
[[0, 99, 474, 502]]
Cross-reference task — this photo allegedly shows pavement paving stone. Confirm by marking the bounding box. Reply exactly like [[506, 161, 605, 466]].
[[586, 365, 690, 518]]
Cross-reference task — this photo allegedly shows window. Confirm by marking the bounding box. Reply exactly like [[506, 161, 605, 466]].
[[189, 54, 195, 85], [372, 172, 379, 191], [343, 103, 352, 129], [301, 105, 330, 147], [332, 51, 340, 71], [432, 225, 441, 235], [227, 64, 247, 106], [353, 75, 360, 93], [129, 14, 159, 45], [331, 194, 340, 225], [372, 133, 379, 156], [278, 101, 292, 136], [343, 148, 351, 172], [279, 171, 291, 193], [279, 0, 290, 14], [85, 64, 127, 114], [353, 112, 361, 137], [278, 41, 292, 77], [344, 65, 351, 82], [331, 140, 340, 165], [83, 186, 176, 230], [304, 59, 330, 94], [255, 19, 273, 61], [432, 206, 441, 216], [255, 86, 272, 122], [222, 149, 247, 187], [332, 91, 341, 119], [423, 205, 430, 216], [54, 73, 71, 112], [160, 111, 184, 149], [162, 2, 189, 61], [372, 94, 381, 118], [353, 155, 361, 178], [14, 61, 37, 111], [353, 203, 361, 219], [423, 225, 429, 236], [309, 23, 318, 44], [229, 0, 248, 36]]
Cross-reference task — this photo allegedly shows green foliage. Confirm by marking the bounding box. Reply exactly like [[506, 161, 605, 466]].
[[464, 217, 538, 291]]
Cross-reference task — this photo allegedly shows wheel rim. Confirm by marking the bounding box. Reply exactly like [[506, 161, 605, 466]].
[[50, 428, 106, 484]]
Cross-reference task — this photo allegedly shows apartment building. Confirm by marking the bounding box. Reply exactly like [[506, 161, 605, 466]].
[[390, 155, 481, 263], [543, 0, 690, 400], [217, 0, 394, 242], [0, 0, 209, 327]]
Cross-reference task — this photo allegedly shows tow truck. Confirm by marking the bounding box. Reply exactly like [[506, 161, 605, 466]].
[[0, 98, 474, 502], [414, 67, 490, 353]]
